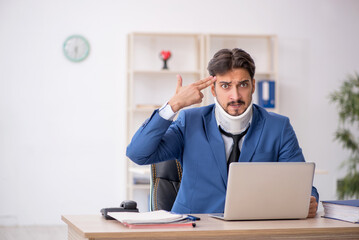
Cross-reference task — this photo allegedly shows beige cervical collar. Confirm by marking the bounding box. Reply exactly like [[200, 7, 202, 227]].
[[214, 97, 253, 135]]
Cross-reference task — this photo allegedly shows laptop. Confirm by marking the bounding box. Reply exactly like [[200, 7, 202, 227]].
[[211, 162, 315, 220]]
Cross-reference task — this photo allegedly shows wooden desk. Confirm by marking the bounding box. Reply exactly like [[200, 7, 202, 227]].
[[62, 214, 359, 240]]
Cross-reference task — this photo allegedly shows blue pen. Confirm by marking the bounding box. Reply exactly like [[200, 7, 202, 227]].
[[187, 215, 201, 221]]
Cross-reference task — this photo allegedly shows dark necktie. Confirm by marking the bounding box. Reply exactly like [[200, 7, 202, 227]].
[[219, 126, 249, 171]]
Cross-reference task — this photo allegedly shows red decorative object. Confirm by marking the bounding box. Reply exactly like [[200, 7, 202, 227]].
[[160, 50, 171, 69]]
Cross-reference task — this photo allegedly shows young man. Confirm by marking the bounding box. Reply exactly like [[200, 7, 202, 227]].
[[127, 48, 319, 217]]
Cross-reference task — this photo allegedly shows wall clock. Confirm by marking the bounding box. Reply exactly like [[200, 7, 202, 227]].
[[63, 35, 90, 62]]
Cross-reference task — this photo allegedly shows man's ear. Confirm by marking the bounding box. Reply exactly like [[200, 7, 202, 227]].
[[211, 83, 216, 97], [251, 78, 256, 94]]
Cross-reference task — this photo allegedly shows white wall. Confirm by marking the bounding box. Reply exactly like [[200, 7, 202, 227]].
[[0, 0, 358, 225]]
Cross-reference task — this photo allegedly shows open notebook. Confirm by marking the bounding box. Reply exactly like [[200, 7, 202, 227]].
[[108, 210, 196, 228]]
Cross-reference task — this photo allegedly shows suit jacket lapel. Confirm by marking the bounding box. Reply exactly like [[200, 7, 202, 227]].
[[239, 105, 265, 162], [203, 107, 228, 187]]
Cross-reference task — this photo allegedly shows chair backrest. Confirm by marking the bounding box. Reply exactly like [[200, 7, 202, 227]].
[[150, 160, 182, 211]]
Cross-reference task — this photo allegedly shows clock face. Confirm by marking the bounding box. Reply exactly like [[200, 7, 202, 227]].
[[63, 35, 90, 62]]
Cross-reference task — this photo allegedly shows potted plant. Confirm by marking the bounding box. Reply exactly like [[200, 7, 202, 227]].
[[330, 73, 359, 199]]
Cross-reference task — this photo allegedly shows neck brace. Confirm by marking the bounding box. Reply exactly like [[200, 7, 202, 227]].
[[214, 97, 253, 135]]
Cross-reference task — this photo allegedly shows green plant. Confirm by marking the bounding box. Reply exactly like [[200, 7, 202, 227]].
[[330, 73, 359, 199]]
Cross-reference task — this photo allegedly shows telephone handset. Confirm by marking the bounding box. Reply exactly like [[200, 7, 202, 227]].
[[101, 200, 139, 220]]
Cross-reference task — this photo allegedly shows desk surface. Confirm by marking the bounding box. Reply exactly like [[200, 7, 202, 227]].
[[62, 214, 359, 240]]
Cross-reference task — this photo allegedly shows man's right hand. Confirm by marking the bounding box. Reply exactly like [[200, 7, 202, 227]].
[[168, 75, 216, 113]]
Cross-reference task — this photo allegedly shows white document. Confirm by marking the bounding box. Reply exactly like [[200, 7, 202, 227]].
[[108, 210, 186, 224]]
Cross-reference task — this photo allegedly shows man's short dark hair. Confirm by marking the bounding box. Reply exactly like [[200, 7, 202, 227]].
[[207, 48, 256, 79]]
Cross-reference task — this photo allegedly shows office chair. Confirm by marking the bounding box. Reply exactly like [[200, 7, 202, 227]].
[[150, 159, 182, 211]]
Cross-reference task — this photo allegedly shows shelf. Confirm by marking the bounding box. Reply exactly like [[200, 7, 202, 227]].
[[255, 71, 276, 76], [130, 108, 158, 113], [130, 70, 274, 77], [315, 169, 329, 175], [127, 32, 278, 202], [130, 184, 151, 190], [207, 33, 277, 39], [129, 70, 201, 75], [127, 104, 162, 113], [129, 166, 151, 175]]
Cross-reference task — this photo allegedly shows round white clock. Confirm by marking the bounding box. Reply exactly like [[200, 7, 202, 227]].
[[63, 35, 90, 62]]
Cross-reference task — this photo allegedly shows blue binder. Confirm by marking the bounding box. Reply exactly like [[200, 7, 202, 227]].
[[257, 80, 275, 108]]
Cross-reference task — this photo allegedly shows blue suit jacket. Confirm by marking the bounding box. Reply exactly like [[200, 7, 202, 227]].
[[127, 104, 319, 214]]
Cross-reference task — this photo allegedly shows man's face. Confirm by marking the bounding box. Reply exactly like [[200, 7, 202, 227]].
[[211, 68, 255, 116]]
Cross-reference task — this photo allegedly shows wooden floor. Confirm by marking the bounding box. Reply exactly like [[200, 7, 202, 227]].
[[0, 226, 67, 240]]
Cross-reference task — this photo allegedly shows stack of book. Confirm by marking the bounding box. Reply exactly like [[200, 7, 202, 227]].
[[322, 199, 359, 223], [108, 210, 197, 228]]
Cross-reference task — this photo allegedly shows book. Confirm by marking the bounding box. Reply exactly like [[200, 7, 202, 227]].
[[322, 199, 359, 223], [121, 221, 196, 229], [108, 210, 196, 228]]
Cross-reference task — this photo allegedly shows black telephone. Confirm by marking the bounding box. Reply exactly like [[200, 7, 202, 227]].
[[101, 200, 139, 220]]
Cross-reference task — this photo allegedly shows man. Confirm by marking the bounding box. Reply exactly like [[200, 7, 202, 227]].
[[127, 48, 319, 217]]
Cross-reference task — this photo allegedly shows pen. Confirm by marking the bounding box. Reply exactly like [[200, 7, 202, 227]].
[[187, 215, 201, 221]]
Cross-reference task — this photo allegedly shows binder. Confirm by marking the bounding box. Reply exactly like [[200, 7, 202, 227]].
[[257, 80, 275, 108]]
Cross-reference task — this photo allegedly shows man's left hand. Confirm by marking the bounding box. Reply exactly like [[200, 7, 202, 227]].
[[307, 196, 318, 218]]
